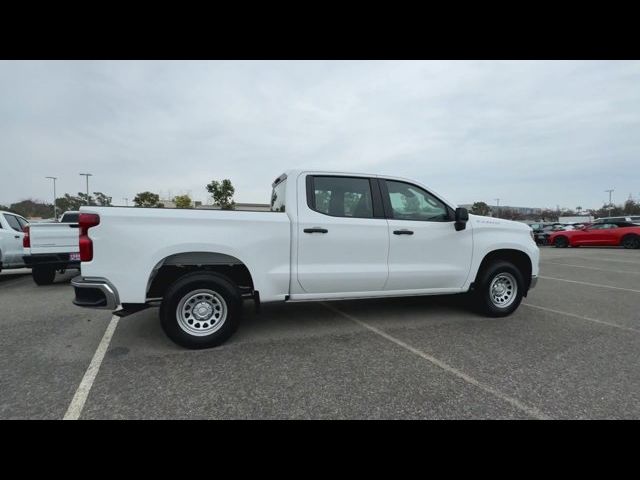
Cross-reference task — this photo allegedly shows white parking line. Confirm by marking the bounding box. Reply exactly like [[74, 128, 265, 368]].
[[63, 315, 120, 420], [523, 303, 640, 334], [541, 261, 640, 275], [538, 276, 640, 293], [322, 302, 550, 420]]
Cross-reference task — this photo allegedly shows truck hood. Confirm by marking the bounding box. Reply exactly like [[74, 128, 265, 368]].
[[468, 214, 531, 232]]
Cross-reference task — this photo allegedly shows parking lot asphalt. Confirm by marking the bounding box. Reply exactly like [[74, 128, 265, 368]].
[[1, 247, 639, 419]]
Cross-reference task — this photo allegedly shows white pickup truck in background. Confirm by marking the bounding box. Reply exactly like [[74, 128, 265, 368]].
[[0, 210, 30, 272], [23, 211, 81, 285], [72, 170, 539, 349]]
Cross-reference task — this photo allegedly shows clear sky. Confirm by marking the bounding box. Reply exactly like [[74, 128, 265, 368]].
[[1, 60, 639, 209]]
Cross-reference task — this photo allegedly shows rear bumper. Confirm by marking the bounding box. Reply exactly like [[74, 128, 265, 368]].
[[24, 253, 80, 269], [71, 276, 120, 310]]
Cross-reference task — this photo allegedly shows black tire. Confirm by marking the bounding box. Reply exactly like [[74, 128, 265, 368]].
[[473, 260, 525, 317], [554, 236, 569, 248], [621, 235, 640, 249], [32, 266, 56, 285], [159, 272, 242, 349]]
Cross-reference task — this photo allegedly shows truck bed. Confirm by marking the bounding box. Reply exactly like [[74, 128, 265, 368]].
[[79, 206, 291, 304]]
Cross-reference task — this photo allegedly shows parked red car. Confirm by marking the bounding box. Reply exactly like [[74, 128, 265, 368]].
[[549, 222, 640, 249]]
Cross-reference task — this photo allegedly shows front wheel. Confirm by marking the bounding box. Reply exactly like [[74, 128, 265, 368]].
[[473, 261, 524, 317], [160, 272, 242, 349], [32, 266, 56, 285]]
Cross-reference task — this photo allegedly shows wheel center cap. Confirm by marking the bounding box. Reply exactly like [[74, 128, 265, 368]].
[[193, 302, 213, 320]]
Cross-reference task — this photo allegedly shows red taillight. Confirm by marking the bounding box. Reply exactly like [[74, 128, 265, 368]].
[[79, 213, 100, 261], [23, 225, 30, 248]]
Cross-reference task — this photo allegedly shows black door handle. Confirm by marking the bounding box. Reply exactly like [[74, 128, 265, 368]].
[[14, 235, 20, 238], [304, 228, 328, 234], [393, 230, 414, 235]]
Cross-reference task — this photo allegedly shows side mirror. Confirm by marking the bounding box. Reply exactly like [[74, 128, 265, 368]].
[[455, 207, 469, 231]]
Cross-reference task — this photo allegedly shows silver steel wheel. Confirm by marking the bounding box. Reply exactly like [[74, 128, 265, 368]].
[[489, 272, 518, 308], [176, 289, 227, 336]]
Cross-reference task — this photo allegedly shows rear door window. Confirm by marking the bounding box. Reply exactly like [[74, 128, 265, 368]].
[[309, 176, 374, 218]]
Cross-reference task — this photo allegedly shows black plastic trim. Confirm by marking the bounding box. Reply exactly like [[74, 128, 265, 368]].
[[113, 303, 151, 317]]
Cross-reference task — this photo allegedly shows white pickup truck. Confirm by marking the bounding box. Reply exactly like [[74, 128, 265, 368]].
[[23, 211, 81, 285], [72, 170, 539, 349], [0, 211, 30, 272]]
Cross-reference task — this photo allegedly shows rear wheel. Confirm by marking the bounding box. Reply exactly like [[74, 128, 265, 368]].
[[473, 261, 524, 317], [622, 235, 640, 249], [32, 266, 56, 285], [554, 236, 569, 248], [160, 272, 242, 349]]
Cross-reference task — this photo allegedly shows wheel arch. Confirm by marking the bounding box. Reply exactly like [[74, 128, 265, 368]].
[[146, 251, 256, 299], [473, 248, 533, 293]]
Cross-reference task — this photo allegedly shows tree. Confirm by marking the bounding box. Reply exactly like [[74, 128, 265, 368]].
[[470, 201, 490, 216], [315, 190, 330, 213], [173, 194, 192, 209], [133, 191, 161, 207], [623, 199, 640, 215], [206, 179, 235, 210], [595, 203, 624, 218], [539, 209, 559, 222], [93, 192, 112, 206], [77, 192, 95, 206], [8, 199, 54, 218], [56, 194, 84, 212]]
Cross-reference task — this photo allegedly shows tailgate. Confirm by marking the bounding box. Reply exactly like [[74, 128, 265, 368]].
[[29, 223, 80, 254]]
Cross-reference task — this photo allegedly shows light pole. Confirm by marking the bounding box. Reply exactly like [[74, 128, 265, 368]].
[[79, 173, 93, 204], [494, 198, 500, 218], [605, 189, 614, 217], [45, 176, 57, 219]]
